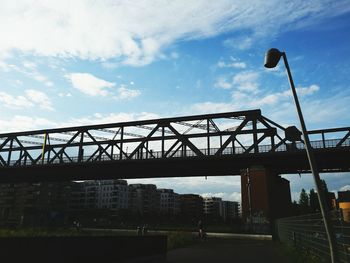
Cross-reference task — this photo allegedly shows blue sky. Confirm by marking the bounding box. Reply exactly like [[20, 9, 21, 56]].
[[0, 1, 350, 202]]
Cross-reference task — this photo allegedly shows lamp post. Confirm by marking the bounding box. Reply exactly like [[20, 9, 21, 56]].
[[264, 48, 338, 263]]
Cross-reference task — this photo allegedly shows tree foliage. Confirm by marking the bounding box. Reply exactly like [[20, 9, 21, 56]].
[[309, 189, 319, 212], [299, 188, 309, 213]]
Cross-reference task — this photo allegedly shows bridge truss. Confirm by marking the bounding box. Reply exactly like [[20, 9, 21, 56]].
[[0, 109, 349, 182]]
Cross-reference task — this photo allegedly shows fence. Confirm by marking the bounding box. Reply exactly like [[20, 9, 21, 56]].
[[276, 210, 350, 262]]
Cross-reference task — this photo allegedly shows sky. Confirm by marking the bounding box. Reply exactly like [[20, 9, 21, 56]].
[[0, 0, 350, 203]]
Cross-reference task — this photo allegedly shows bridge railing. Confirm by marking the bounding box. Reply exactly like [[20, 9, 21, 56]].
[[276, 210, 350, 263], [7, 137, 350, 167]]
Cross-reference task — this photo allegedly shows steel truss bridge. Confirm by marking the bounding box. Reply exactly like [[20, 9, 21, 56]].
[[0, 109, 349, 183]]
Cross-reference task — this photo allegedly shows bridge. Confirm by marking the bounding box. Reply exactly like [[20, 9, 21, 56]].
[[0, 109, 349, 183]]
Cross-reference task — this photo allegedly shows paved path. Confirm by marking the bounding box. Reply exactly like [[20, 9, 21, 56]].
[[167, 237, 292, 263]]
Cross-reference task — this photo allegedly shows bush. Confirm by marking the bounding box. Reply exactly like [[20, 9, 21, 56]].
[[167, 231, 195, 250]]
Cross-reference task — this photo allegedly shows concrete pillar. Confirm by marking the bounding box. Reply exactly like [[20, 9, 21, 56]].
[[241, 166, 292, 224]]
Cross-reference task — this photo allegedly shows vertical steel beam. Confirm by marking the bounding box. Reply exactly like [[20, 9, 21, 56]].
[[7, 138, 13, 166], [78, 132, 84, 163], [19, 149, 23, 166], [271, 135, 275, 152], [207, 119, 210, 155], [322, 133, 326, 148], [232, 140, 235, 155], [41, 133, 47, 164], [111, 143, 114, 160], [47, 135, 51, 164], [120, 126, 124, 160], [253, 119, 259, 153], [162, 126, 165, 158]]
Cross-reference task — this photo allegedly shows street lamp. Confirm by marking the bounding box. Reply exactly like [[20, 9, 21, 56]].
[[264, 48, 338, 263]]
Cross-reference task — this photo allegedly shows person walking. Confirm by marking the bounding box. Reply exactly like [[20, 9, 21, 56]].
[[198, 220, 204, 239]]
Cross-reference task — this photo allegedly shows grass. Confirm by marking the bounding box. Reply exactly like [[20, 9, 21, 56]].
[[166, 231, 197, 250], [0, 228, 83, 237], [279, 244, 330, 263], [0, 227, 198, 252], [0, 227, 135, 237]]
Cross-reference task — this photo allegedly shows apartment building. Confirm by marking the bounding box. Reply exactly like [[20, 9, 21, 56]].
[[158, 188, 180, 215], [128, 184, 160, 215]]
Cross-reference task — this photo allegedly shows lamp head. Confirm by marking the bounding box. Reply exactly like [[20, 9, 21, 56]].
[[264, 48, 283, 68]]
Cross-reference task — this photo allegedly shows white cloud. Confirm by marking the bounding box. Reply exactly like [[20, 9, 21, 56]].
[[296, 84, 320, 96], [128, 176, 241, 197], [201, 192, 241, 202], [0, 115, 57, 132], [65, 112, 159, 127], [340, 185, 350, 191], [66, 73, 115, 96], [233, 71, 259, 93], [0, 1, 348, 65], [0, 89, 53, 110], [194, 83, 350, 133], [0, 92, 33, 109], [217, 61, 246, 69], [115, 86, 141, 100], [58, 92, 72, 97], [223, 36, 253, 50], [0, 111, 160, 133], [1, 59, 54, 87], [214, 77, 232, 89], [24, 89, 54, 110], [190, 101, 237, 114]]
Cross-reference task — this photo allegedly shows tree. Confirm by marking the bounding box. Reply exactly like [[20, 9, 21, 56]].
[[321, 179, 334, 210], [299, 188, 309, 214], [309, 189, 320, 212]]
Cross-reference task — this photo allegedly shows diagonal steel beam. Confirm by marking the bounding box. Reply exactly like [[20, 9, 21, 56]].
[[86, 147, 101, 162], [13, 137, 35, 164], [0, 138, 11, 150], [164, 139, 180, 157], [128, 124, 160, 159], [262, 116, 286, 131], [209, 119, 220, 132], [167, 124, 204, 157], [336, 130, 350, 147], [242, 134, 268, 154], [169, 143, 184, 158], [49, 131, 81, 164], [113, 143, 128, 159], [215, 118, 249, 156], [85, 131, 113, 161], [269, 137, 288, 152], [235, 138, 247, 151], [0, 154, 6, 166]]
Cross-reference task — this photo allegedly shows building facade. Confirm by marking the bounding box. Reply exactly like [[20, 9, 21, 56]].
[[128, 184, 160, 215], [158, 189, 180, 216], [203, 197, 222, 219], [0, 182, 70, 226], [179, 194, 203, 221], [338, 190, 350, 222]]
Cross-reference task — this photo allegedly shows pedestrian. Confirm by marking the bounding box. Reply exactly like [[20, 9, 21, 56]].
[[198, 220, 204, 239], [137, 226, 142, 236], [142, 224, 148, 235]]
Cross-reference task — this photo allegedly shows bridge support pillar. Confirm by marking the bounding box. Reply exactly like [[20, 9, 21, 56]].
[[241, 166, 292, 225]]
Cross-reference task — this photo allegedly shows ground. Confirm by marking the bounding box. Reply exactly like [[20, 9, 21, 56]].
[[167, 237, 293, 263]]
